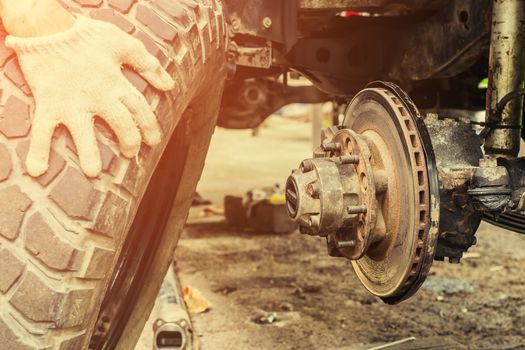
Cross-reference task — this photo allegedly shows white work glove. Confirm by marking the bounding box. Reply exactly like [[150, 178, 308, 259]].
[[6, 15, 175, 177]]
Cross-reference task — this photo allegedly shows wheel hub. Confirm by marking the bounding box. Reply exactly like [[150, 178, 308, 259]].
[[286, 128, 385, 259], [286, 85, 438, 303]]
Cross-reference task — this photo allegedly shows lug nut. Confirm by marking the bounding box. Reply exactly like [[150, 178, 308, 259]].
[[337, 240, 356, 248], [347, 204, 367, 215], [301, 159, 315, 172], [307, 181, 320, 198]]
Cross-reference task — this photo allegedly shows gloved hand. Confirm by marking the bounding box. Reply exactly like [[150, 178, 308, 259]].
[[6, 15, 175, 177]]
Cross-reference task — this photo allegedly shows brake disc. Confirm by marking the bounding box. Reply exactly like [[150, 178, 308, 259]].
[[346, 85, 440, 302], [286, 82, 439, 303]]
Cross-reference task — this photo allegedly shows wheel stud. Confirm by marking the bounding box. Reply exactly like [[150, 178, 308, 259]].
[[322, 142, 341, 152], [337, 240, 356, 248], [347, 204, 367, 215], [339, 155, 359, 164]]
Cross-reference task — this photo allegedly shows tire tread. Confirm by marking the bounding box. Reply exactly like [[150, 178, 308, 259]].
[[0, 0, 226, 348]]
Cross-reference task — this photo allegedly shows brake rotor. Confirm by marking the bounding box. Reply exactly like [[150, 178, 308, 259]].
[[344, 86, 438, 302], [286, 83, 439, 303]]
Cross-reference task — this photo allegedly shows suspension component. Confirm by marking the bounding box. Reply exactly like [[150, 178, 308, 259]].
[[286, 81, 521, 303], [484, 0, 525, 156]]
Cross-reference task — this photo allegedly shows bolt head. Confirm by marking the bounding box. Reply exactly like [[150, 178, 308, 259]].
[[306, 182, 320, 198], [301, 159, 315, 172], [263, 17, 272, 29], [231, 18, 240, 31], [449, 257, 461, 264]]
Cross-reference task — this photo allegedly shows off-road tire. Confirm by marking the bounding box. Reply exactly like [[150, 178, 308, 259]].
[[0, 0, 227, 349]]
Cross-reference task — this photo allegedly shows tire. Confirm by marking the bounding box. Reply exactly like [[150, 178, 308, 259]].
[[0, 1, 227, 349]]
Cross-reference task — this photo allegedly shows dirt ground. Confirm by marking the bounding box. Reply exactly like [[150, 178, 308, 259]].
[[174, 115, 525, 350]]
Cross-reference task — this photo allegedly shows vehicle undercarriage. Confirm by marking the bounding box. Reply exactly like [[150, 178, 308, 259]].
[[222, 0, 525, 302]]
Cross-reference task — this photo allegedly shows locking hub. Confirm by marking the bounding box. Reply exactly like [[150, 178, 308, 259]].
[[286, 128, 387, 260]]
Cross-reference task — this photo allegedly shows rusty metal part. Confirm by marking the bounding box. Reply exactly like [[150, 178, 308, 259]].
[[217, 77, 329, 129], [286, 82, 517, 301], [298, 0, 450, 14], [423, 114, 483, 262], [225, 0, 451, 58], [483, 211, 525, 235], [286, 84, 438, 302], [390, 0, 490, 81], [230, 42, 273, 69], [225, 0, 298, 52], [344, 87, 434, 303], [227, 0, 492, 116], [286, 128, 380, 259], [287, 0, 490, 97], [468, 156, 510, 211], [365, 81, 441, 303], [481, 158, 525, 233], [484, 0, 525, 156], [495, 157, 525, 210]]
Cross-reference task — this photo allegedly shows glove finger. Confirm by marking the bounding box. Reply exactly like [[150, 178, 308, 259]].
[[119, 39, 175, 91], [26, 117, 56, 177], [98, 102, 142, 158], [65, 117, 102, 178], [120, 86, 162, 146]]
